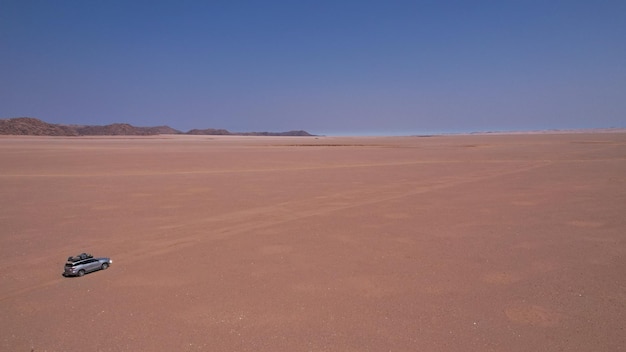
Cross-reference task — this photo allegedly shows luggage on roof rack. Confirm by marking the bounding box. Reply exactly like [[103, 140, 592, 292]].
[[67, 253, 93, 262]]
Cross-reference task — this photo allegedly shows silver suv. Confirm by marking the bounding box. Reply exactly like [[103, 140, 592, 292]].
[[63, 253, 112, 277]]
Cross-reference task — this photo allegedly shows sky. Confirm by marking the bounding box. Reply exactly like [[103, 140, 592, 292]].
[[1, 0, 625, 135]]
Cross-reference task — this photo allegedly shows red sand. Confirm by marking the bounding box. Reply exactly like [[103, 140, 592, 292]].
[[1, 133, 625, 351]]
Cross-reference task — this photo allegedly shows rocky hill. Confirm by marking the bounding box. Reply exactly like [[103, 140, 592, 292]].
[[0, 117, 313, 136], [187, 128, 231, 135], [0, 117, 79, 136], [71, 123, 181, 136]]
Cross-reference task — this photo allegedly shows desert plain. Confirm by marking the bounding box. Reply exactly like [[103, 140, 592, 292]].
[[0, 132, 625, 351]]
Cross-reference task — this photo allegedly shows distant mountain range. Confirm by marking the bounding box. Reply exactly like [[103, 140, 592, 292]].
[[0, 117, 314, 137]]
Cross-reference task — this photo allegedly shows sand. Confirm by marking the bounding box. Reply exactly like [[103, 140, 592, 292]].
[[1, 133, 625, 351]]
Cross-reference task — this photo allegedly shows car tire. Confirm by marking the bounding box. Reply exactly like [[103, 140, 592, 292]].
[[78, 270, 85, 277], [101, 263, 109, 270]]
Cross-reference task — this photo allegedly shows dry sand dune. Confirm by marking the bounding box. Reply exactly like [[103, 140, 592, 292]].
[[1, 133, 625, 351]]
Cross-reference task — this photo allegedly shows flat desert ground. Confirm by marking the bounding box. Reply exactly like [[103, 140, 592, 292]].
[[1, 133, 625, 351]]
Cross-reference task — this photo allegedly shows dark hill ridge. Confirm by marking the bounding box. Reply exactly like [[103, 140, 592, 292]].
[[0, 117, 79, 136], [71, 123, 180, 136], [0, 117, 314, 136]]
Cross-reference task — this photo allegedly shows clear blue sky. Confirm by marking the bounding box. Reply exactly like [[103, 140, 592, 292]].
[[1, 1, 625, 135]]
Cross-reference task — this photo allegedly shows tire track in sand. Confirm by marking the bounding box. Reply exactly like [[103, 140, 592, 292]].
[[0, 160, 549, 302]]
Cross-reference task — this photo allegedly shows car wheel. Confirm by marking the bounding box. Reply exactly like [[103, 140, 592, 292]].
[[78, 270, 85, 277], [101, 263, 109, 270]]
